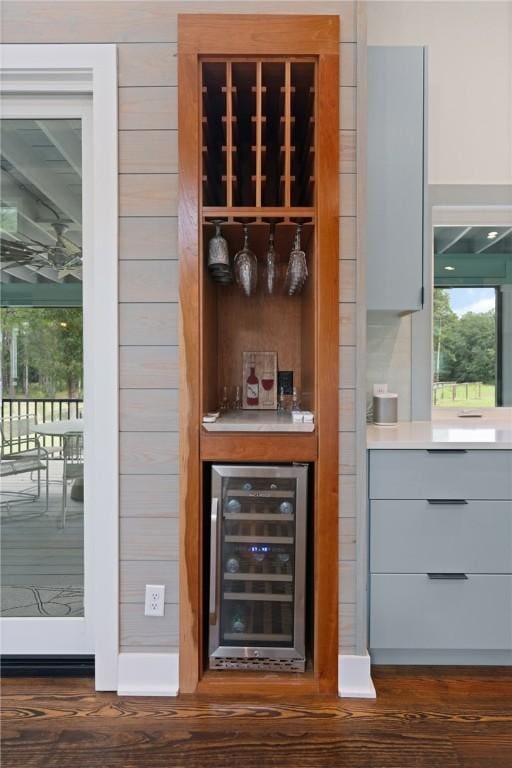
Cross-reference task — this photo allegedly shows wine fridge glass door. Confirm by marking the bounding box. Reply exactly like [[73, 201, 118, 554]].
[[209, 464, 307, 670]]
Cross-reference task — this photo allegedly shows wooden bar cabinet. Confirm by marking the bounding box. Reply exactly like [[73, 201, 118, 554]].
[[178, 14, 340, 695]]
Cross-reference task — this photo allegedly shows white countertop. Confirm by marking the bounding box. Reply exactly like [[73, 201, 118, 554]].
[[202, 409, 315, 433], [367, 413, 512, 450]]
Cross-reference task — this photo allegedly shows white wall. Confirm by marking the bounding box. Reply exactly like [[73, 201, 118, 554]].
[[367, 0, 512, 185]]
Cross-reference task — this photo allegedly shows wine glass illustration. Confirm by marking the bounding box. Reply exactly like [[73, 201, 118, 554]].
[[261, 369, 275, 406]]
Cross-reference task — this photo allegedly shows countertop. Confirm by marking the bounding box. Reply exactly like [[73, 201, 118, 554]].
[[202, 409, 315, 432], [367, 412, 512, 450]]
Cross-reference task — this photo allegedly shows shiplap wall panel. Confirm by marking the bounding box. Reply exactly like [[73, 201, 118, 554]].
[[340, 216, 356, 260], [120, 517, 179, 561], [119, 173, 178, 217], [120, 389, 179, 432], [119, 217, 178, 260], [339, 346, 356, 389], [119, 260, 179, 303], [339, 303, 356, 347], [339, 475, 356, 518], [120, 560, 179, 603], [119, 130, 178, 174], [339, 515, 356, 561], [339, 389, 356, 432], [340, 43, 357, 86], [0, 2, 357, 43], [339, 433, 356, 476], [340, 131, 356, 174], [339, 561, 356, 604], [120, 603, 179, 649], [120, 475, 178, 518], [340, 87, 356, 130], [119, 304, 178, 346], [339, 260, 356, 303], [339, 604, 355, 647], [118, 43, 178, 86], [119, 87, 177, 130], [120, 432, 179, 475], [120, 346, 179, 389], [1, 0, 361, 657], [340, 173, 357, 217]]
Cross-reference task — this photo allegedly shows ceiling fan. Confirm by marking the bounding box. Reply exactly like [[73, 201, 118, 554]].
[[0, 220, 83, 278]]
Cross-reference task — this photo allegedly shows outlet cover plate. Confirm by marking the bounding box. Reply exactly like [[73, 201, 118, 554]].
[[144, 584, 165, 617], [373, 383, 388, 396]]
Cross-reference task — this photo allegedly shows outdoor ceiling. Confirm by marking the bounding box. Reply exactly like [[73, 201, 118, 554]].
[[0, 118, 82, 285], [434, 225, 512, 255]]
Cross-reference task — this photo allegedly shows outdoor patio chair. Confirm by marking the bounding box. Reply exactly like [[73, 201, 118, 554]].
[[61, 431, 84, 528], [0, 414, 49, 515]]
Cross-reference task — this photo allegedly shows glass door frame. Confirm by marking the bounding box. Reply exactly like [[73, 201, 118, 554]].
[[208, 464, 308, 666], [1, 94, 93, 654], [0, 45, 118, 691]]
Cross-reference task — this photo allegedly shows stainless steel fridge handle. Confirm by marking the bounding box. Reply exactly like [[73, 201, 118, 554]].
[[209, 496, 219, 624]]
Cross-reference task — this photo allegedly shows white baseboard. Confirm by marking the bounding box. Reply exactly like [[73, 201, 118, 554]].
[[338, 652, 376, 698], [117, 652, 179, 696]]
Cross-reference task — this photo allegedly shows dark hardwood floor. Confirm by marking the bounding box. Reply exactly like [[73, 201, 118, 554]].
[[1, 667, 511, 768]]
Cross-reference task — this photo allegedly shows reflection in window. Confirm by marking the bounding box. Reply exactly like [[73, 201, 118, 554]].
[[433, 287, 497, 407], [1, 117, 84, 618], [433, 225, 512, 408]]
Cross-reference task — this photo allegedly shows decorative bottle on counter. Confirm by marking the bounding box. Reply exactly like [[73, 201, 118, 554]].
[[246, 366, 259, 406]]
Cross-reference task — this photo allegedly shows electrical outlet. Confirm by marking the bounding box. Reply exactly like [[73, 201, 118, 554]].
[[373, 383, 388, 396], [144, 584, 165, 617]]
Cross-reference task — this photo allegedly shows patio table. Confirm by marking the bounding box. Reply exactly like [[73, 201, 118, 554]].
[[34, 419, 84, 500]]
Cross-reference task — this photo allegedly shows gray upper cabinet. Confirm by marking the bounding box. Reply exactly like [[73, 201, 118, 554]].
[[367, 46, 426, 312]]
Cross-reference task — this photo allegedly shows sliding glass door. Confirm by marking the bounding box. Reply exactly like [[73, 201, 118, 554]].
[[1, 96, 93, 653]]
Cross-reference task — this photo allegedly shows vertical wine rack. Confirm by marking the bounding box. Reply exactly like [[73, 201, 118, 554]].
[[201, 59, 316, 214]]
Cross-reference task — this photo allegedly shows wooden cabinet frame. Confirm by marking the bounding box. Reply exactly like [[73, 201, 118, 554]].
[[178, 14, 339, 695]]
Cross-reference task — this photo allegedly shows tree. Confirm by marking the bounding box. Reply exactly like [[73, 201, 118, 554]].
[[433, 288, 458, 381], [433, 289, 496, 385], [1, 307, 83, 399]]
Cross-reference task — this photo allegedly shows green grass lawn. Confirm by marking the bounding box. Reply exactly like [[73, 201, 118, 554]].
[[434, 383, 495, 408]]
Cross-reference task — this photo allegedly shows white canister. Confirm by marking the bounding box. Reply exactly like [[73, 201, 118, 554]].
[[373, 393, 398, 425]]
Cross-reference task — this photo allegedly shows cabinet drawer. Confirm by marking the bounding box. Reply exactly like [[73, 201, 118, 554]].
[[370, 574, 512, 650], [369, 449, 512, 500], [370, 500, 512, 573]]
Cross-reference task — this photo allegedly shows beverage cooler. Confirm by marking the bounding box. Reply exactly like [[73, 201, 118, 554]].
[[208, 464, 308, 672]]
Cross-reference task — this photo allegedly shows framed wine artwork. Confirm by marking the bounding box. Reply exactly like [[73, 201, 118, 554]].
[[242, 351, 278, 409]]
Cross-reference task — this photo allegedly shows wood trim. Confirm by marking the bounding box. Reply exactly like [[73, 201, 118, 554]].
[[178, 15, 339, 55], [178, 51, 201, 694], [197, 669, 321, 695], [313, 51, 340, 693], [201, 432, 317, 462]]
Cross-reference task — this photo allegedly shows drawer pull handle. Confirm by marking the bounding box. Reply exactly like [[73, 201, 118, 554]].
[[427, 499, 468, 505], [428, 573, 468, 580], [427, 449, 467, 454]]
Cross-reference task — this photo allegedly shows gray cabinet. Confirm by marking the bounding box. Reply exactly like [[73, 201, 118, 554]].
[[367, 47, 426, 312], [369, 449, 512, 500], [371, 574, 512, 651], [369, 448, 512, 664], [370, 499, 512, 574]]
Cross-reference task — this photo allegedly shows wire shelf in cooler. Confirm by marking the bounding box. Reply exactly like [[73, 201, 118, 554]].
[[223, 512, 294, 522], [224, 535, 293, 544], [226, 489, 295, 498], [223, 592, 292, 602], [224, 572, 292, 582], [223, 632, 292, 643]]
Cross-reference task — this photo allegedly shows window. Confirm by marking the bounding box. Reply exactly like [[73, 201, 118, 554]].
[[433, 225, 512, 408]]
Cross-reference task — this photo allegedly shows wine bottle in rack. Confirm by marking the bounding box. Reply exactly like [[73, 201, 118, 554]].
[[246, 365, 259, 406]]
